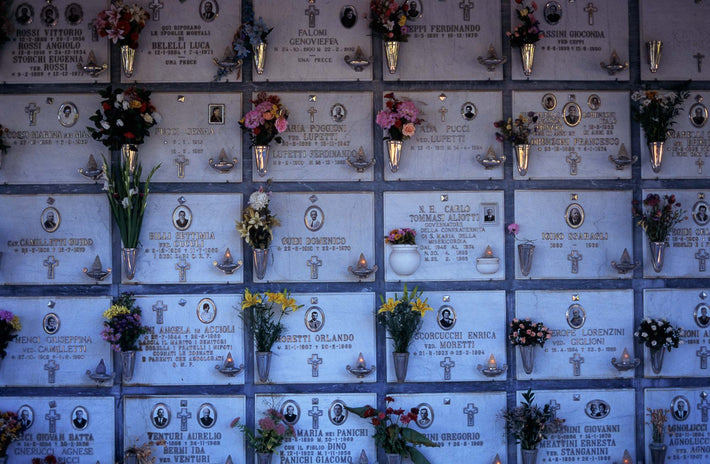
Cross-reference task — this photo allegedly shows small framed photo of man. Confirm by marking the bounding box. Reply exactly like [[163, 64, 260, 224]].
[[689, 102, 708, 128], [199, 0, 218, 22], [671, 396, 690, 421], [692, 200, 710, 226], [416, 403, 433, 428], [172, 205, 192, 231], [305, 306, 325, 332], [41, 207, 61, 233], [15, 3, 34, 25], [565, 203, 584, 229], [481, 203, 498, 226], [461, 102, 477, 121], [18, 405, 34, 429], [562, 102, 582, 127], [304, 206, 324, 232], [151, 404, 171, 429], [65, 3, 83, 25], [71, 406, 89, 430], [694, 303, 710, 328], [330, 103, 347, 123], [328, 400, 348, 426], [281, 400, 300, 425], [208, 104, 225, 125], [198, 403, 217, 429], [543, 1, 562, 25]]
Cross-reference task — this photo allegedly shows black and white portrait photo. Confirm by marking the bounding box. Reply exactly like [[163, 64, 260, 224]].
[[544, 1, 562, 25], [18, 405, 34, 430], [197, 298, 217, 324], [566, 304, 586, 329], [585, 400, 610, 419], [690, 103, 708, 128], [587, 94, 601, 111], [304, 206, 324, 232], [340, 5, 357, 28], [542, 93, 557, 111], [565, 203, 584, 229], [208, 104, 225, 125], [305, 306, 324, 332], [328, 401, 348, 426], [416, 404, 433, 428], [41, 207, 61, 233], [172, 205, 192, 231], [563, 102, 581, 127], [72, 406, 89, 430], [151, 404, 170, 429], [65, 3, 83, 25], [695, 303, 710, 328], [671, 396, 690, 421], [198, 403, 217, 429], [437, 306, 456, 331], [15, 3, 34, 25], [461, 102, 477, 121], [43, 313, 60, 335], [199, 0, 218, 22], [58, 102, 79, 128], [281, 400, 300, 425], [40, 3, 58, 27], [331, 103, 347, 123], [692, 201, 710, 227], [481, 203, 498, 225]]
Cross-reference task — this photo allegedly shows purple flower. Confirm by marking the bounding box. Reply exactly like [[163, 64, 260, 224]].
[[375, 110, 397, 130], [243, 109, 265, 129], [397, 101, 419, 122], [0, 310, 14, 322]]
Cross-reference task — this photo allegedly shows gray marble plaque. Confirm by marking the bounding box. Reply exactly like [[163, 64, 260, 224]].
[[256, 92, 373, 182], [385, 291, 506, 383], [0, 396, 114, 464], [643, 289, 710, 378], [514, 190, 633, 279], [511, 0, 629, 80], [255, 393, 376, 464], [267, 292, 376, 384], [122, 1, 240, 83], [383, 91, 503, 181], [0, 94, 103, 184], [130, 193, 242, 284], [641, 190, 710, 278], [513, 91, 632, 179], [641, 92, 710, 179], [0, 297, 113, 387], [518, 389, 635, 464], [383, 1, 503, 81], [263, 192, 375, 282], [0, 1, 111, 84], [640, 1, 710, 81], [383, 191, 505, 281], [645, 388, 710, 464], [254, 0, 372, 82], [515, 290, 634, 380], [0, 194, 111, 285], [124, 396, 245, 464], [140, 93, 242, 183], [127, 295, 244, 386], [395, 393, 506, 463]]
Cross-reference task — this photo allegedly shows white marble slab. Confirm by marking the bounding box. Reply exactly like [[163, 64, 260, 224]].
[[383, 91, 503, 181], [515, 290, 635, 380], [0, 194, 111, 285], [383, 191, 505, 281], [385, 291, 507, 383], [514, 190, 633, 279]]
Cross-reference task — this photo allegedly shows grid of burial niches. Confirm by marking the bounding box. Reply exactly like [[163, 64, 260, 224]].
[[2, 1, 710, 464]]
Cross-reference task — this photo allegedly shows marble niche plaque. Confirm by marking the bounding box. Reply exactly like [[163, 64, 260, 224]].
[[383, 191, 505, 281], [645, 388, 710, 464], [383, 0, 503, 81], [0, 93, 104, 185], [641, 190, 710, 278], [124, 396, 245, 464], [385, 291, 506, 383], [515, 290, 634, 380], [640, 1, 710, 81], [254, 0, 372, 81], [122, 1, 240, 83], [0, 194, 111, 285], [513, 91, 632, 179], [511, 0, 629, 80], [264, 192, 375, 282], [383, 91, 503, 181], [514, 190, 633, 279], [521, 389, 635, 464], [641, 92, 710, 179], [0, 396, 115, 464], [267, 292, 375, 384], [0, 297, 112, 387], [140, 93, 242, 183], [0, 1, 110, 84], [257, 92, 373, 182], [643, 289, 710, 378], [255, 393, 376, 464], [128, 295, 244, 386], [131, 193, 242, 284], [394, 393, 506, 463]]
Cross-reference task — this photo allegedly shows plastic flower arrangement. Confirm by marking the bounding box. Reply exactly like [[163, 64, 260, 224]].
[[631, 89, 689, 143], [632, 193, 687, 243], [507, 223, 535, 244], [385, 228, 416, 245], [231, 408, 295, 455], [239, 93, 289, 147], [502, 389, 564, 451], [346, 396, 438, 464], [0, 411, 24, 458], [376, 93, 421, 141], [634, 318, 682, 352], [507, 1, 544, 48], [0, 309, 21, 360], [509, 318, 552, 347], [101, 293, 147, 352], [0, 124, 10, 155], [494, 112, 538, 145], [89, 86, 161, 150], [647, 408, 669, 444], [378, 286, 432, 353], [214, 4, 273, 81], [125, 437, 166, 464], [236, 187, 280, 250], [369, 0, 411, 42], [32, 456, 59, 464], [240, 289, 302, 353], [95, 2, 149, 49]]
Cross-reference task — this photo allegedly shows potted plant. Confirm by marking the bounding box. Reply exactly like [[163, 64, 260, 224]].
[[0, 410, 24, 464], [632, 193, 686, 272], [631, 89, 689, 173], [502, 389, 564, 464], [239, 93, 288, 177], [385, 227, 419, 276], [507, 1, 544, 76], [101, 293, 147, 382], [231, 408, 295, 464], [346, 396, 438, 464], [0, 309, 20, 368], [509, 317, 551, 375], [507, 223, 536, 276], [240, 289, 301, 382], [94, 2, 149, 77], [647, 408, 669, 464], [378, 286, 432, 382], [369, 0, 411, 73], [376, 93, 421, 173], [634, 318, 682, 374], [494, 113, 538, 176], [236, 187, 280, 279]]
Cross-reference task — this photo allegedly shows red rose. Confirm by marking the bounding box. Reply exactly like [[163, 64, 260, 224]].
[[371, 418, 380, 426], [253, 127, 261, 135], [102, 102, 111, 111], [394, 119, 402, 128], [124, 132, 135, 139], [117, 20, 131, 33]]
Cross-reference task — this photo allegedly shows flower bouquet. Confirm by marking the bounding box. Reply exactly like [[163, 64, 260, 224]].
[[0, 309, 21, 362], [494, 112, 538, 176], [632, 193, 686, 272], [232, 408, 295, 463], [502, 389, 563, 456], [95, 2, 150, 77], [32, 456, 59, 464], [215, 4, 272, 79], [236, 188, 280, 278], [635, 318, 682, 374], [370, 0, 411, 73], [0, 411, 24, 458], [239, 93, 288, 177], [378, 286, 432, 382], [377, 93, 421, 173], [346, 396, 437, 464], [0, 1, 13, 50], [509, 318, 551, 374], [101, 293, 147, 381], [385, 228, 416, 245], [507, 1, 543, 76]]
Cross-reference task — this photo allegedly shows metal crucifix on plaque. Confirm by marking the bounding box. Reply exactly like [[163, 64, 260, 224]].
[[584, 2, 597, 25], [566, 152, 581, 175], [440, 357, 455, 380], [44, 359, 60, 384], [149, 0, 164, 21], [696, 249, 709, 272], [463, 403, 478, 426], [438, 106, 447, 122], [308, 353, 322, 377], [459, 0, 474, 21], [176, 260, 191, 282], [308, 107, 317, 123], [697, 346, 710, 369], [307, 256, 322, 279], [175, 154, 189, 179], [308, 399, 323, 430], [305, 1, 319, 28], [698, 392, 710, 423], [695, 53, 705, 73], [45, 402, 61, 433], [569, 353, 584, 376], [568, 250, 582, 274], [26, 103, 40, 126], [153, 301, 168, 324], [44, 256, 59, 280], [177, 401, 191, 431]]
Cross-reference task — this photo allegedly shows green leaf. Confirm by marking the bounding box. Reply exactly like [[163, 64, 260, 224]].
[[407, 447, 432, 464], [401, 428, 438, 447], [344, 405, 371, 418]]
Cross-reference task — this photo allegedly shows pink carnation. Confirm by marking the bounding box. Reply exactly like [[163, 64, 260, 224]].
[[397, 101, 419, 122], [376, 110, 397, 130]]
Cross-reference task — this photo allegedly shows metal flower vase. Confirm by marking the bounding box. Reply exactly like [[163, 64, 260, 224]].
[[384, 40, 400, 74], [386, 140, 403, 173], [650, 347, 665, 374], [648, 141, 665, 173], [120, 45, 136, 78], [256, 351, 272, 382], [514, 144, 530, 176], [385, 454, 402, 464], [649, 442, 667, 464], [253, 145, 270, 177], [648, 241, 668, 273], [252, 247, 269, 280], [256, 453, 273, 464], [647, 40, 663, 73], [121, 144, 138, 176], [521, 449, 539, 464], [517, 243, 535, 277], [392, 352, 409, 383], [520, 43, 536, 77], [253, 42, 268, 75], [519, 345, 536, 374], [121, 350, 136, 382], [122, 247, 138, 280]]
